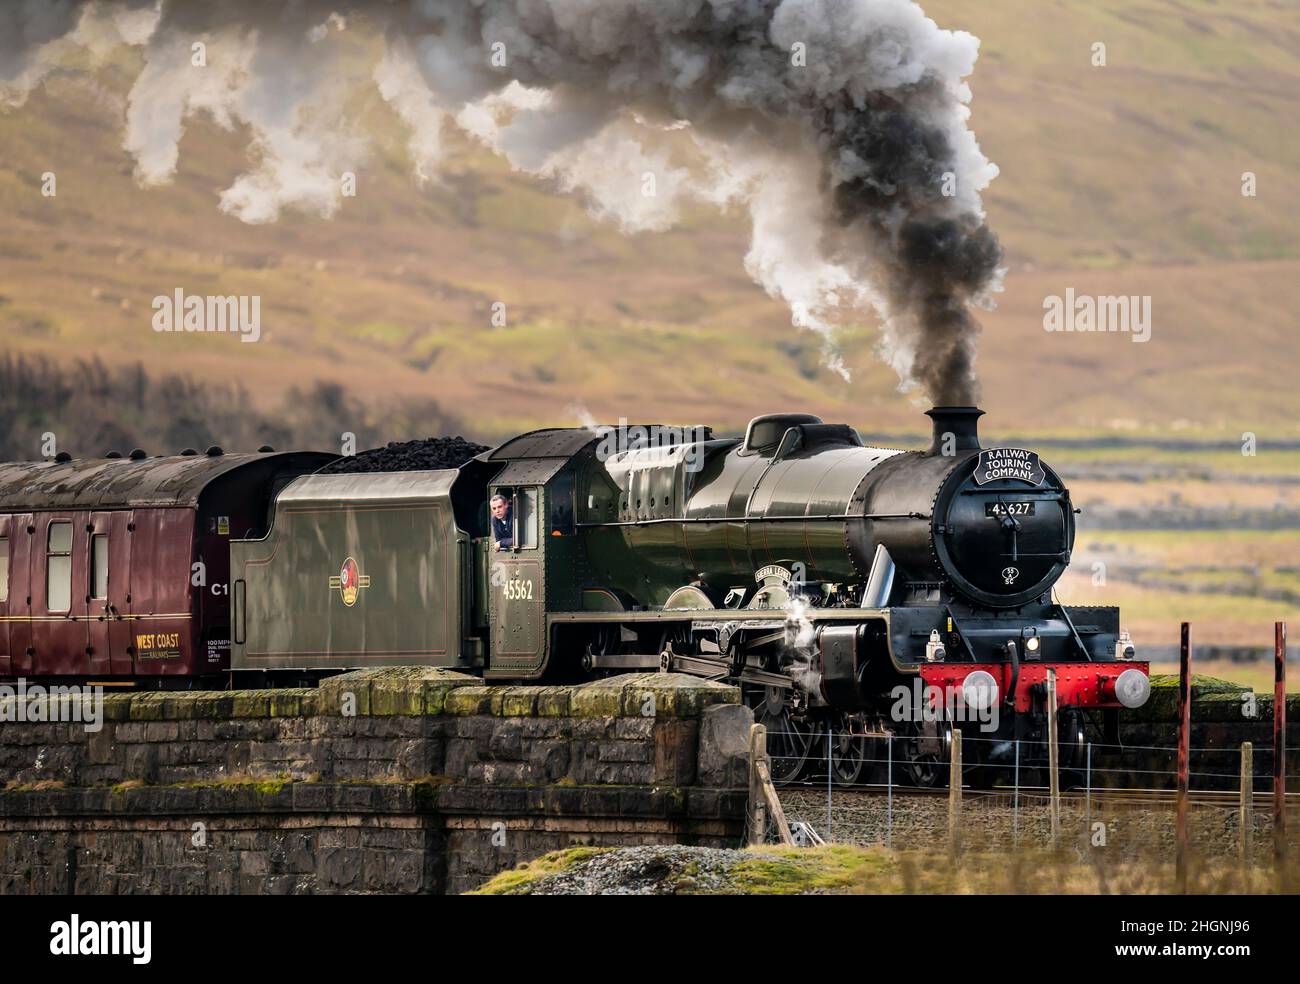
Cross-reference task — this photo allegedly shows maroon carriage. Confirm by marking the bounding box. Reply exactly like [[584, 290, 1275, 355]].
[[0, 449, 333, 682]]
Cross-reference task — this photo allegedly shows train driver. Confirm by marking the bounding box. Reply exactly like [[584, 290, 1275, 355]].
[[490, 493, 513, 551]]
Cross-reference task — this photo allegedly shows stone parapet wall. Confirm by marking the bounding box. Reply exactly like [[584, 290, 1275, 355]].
[[1110, 676, 1298, 789], [0, 670, 753, 894]]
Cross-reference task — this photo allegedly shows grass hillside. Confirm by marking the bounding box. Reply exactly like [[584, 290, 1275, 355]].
[[0, 0, 1297, 444]]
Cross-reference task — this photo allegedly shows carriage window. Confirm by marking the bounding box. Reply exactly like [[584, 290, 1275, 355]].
[[47, 521, 72, 612], [517, 488, 539, 549], [0, 538, 8, 603], [90, 534, 108, 600]]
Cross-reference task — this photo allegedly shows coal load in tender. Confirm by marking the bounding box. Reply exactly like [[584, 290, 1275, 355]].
[[319, 437, 488, 475]]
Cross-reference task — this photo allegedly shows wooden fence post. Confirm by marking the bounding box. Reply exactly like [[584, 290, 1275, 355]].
[[948, 728, 962, 857], [1240, 741, 1253, 866], [748, 724, 767, 846], [1176, 622, 1191, 892], [747, 723, 795, 847], [1275, 622, 1287, 866], [1047, 669, 1060, 847]]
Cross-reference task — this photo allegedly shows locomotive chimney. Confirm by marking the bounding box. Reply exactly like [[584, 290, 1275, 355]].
[[926, 406, 984, 456]]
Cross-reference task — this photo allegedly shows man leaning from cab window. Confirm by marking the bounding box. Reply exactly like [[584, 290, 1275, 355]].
[[490, 493, 513, 551]]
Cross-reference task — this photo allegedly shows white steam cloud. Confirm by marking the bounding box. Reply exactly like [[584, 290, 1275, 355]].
[[1, 0, 1002, 400]]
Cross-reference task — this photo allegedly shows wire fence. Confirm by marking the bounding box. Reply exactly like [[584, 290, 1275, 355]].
[[756, 729, 1298, 865]]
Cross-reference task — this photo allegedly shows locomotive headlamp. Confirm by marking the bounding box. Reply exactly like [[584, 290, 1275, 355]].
[[1115, 630, 1135, 661], [924, 629, 946, 662], [1105, 667, 1151, 709], [962, 670, 999, 711], [1025, 635, 1040, 653]]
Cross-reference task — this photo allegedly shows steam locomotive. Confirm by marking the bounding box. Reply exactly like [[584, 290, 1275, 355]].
[[0, 407, 1149, 786]]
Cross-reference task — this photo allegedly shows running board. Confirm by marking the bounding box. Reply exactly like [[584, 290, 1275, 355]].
[[584, 649, 794, 690], [583, 652, 662, 671], [668, 650, 794, 690]]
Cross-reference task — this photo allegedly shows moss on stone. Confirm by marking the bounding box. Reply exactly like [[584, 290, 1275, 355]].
[[99, 695, 134, 722], [534, 687, 572, 717], [619, 673, 738, 718], [126, 692, 167, 721], [571, 675, 649, 717], [317, 667, 478, 717], [172, 773, 291, 795], [1131, 673, 1253, 723], [423, 680, 474, 716], [500, 688, 539, 717], [5, 668, 745, 728], [159, 695, 196, 720], [570, 679, 626, 718], [569, 673, 739, 718], [444, 687, 498, 716], [369, 681, 424, 716], [317, 671, 371, 716], [2, 779, 66, 793], [1148, 673, 1248, 694], [467, 847, 612, 895], [265, 690, 301, 717], [192, 694, 234, 720], [230, 692, 272, 718]]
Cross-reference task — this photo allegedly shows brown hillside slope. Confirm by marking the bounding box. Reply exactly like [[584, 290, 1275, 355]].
[[0, 1, 1296, 443]]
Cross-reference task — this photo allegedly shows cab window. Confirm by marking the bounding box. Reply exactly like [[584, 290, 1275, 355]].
[[516, 488, 539, 549], [490, 488, 539, 551]]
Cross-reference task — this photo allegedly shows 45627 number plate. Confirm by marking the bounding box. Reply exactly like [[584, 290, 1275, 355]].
[[986, 501, 1036, 517]]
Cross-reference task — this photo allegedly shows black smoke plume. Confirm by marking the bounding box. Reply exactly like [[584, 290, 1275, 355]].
[[1, 0, 1003, 401]]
